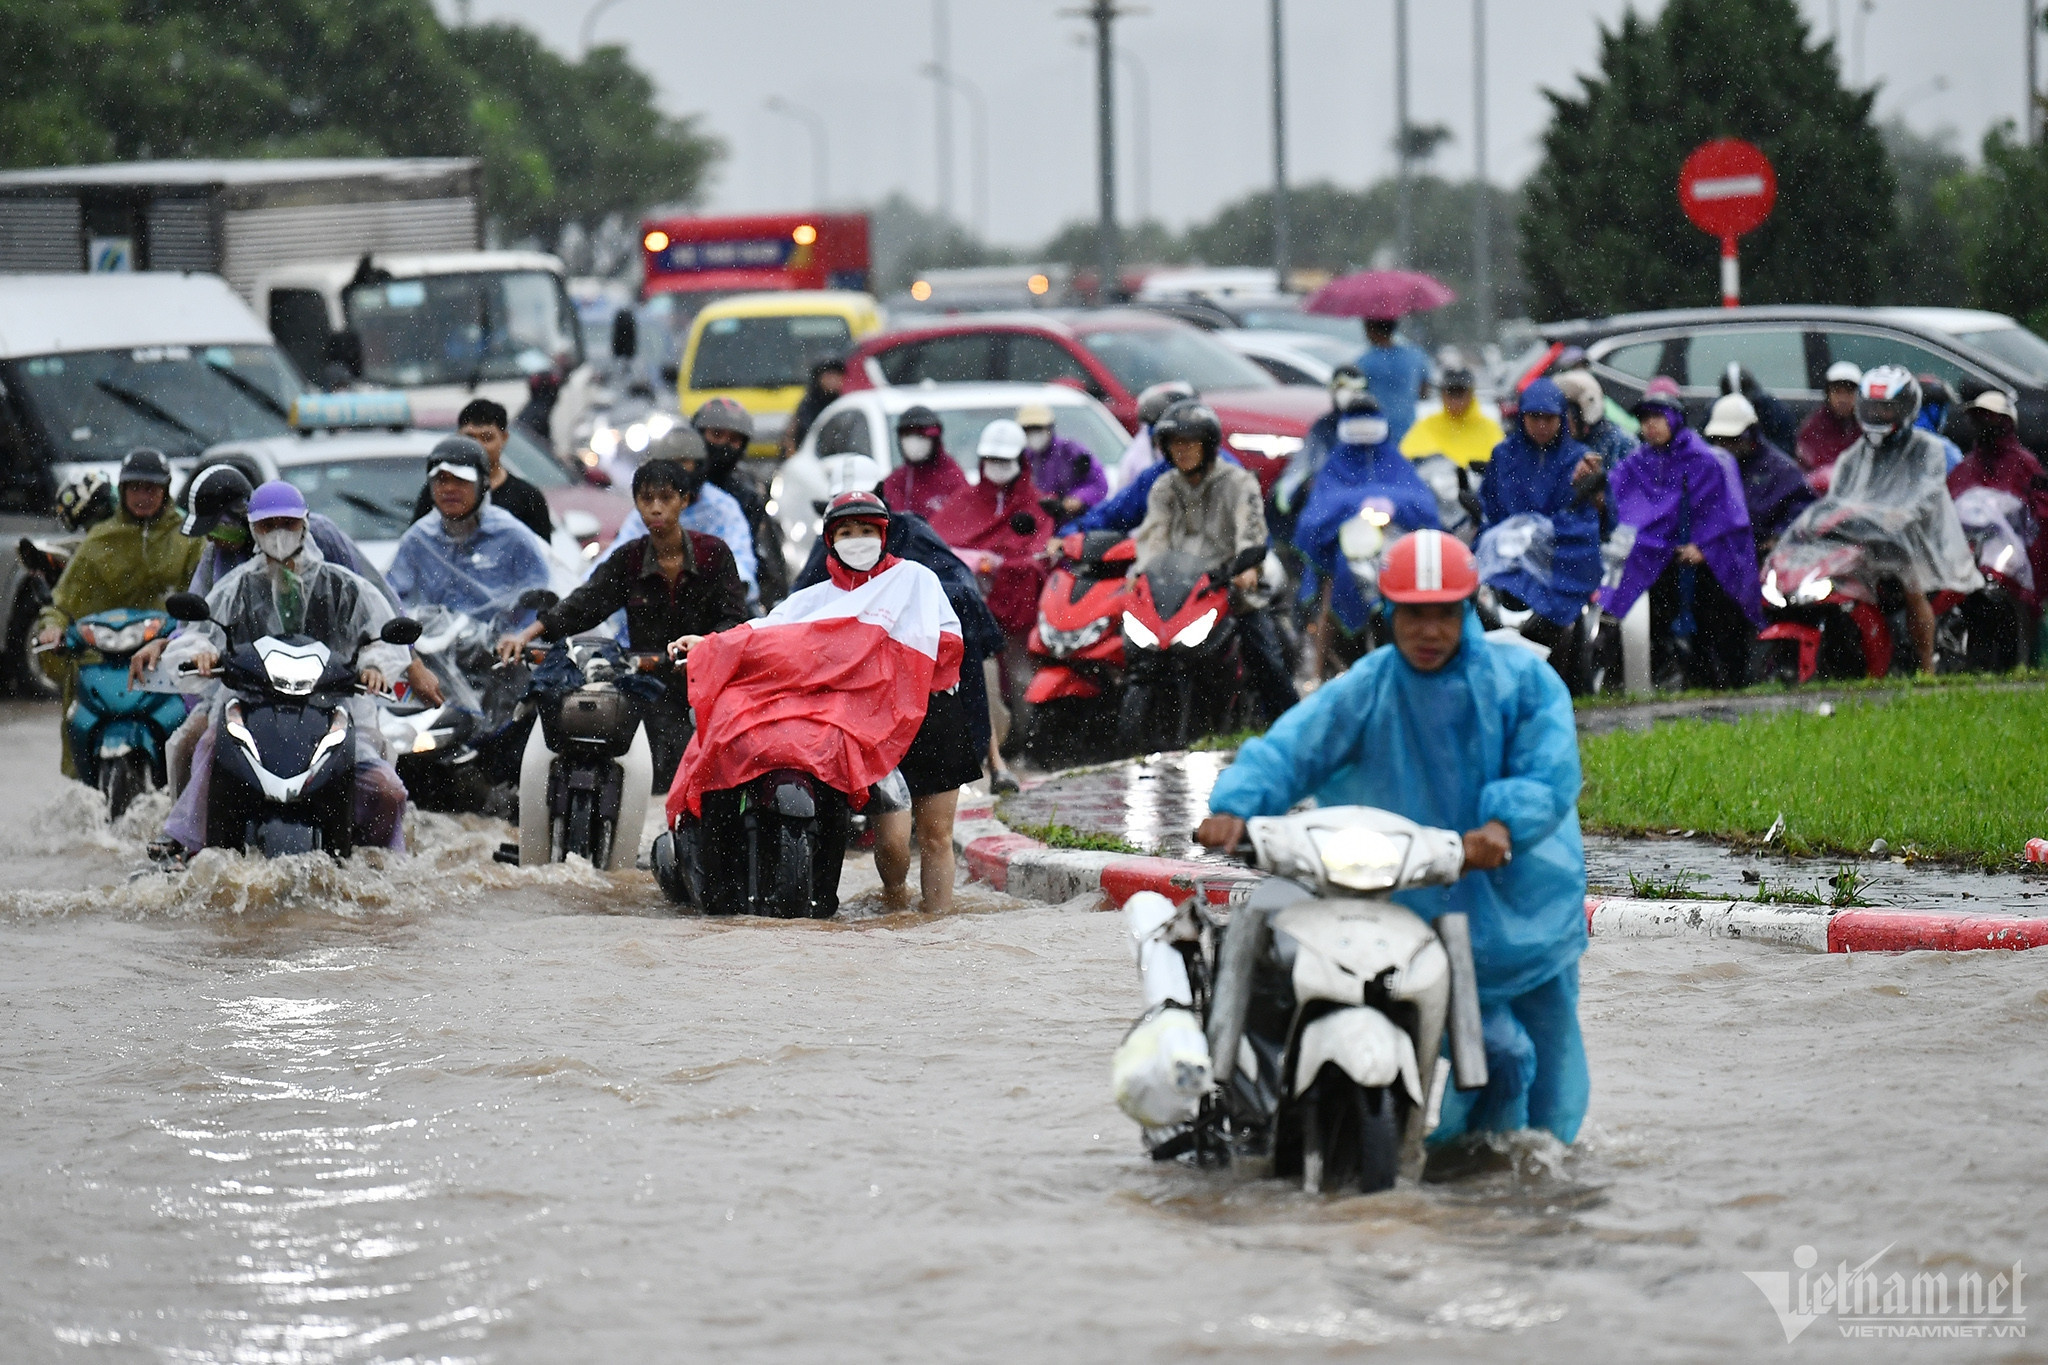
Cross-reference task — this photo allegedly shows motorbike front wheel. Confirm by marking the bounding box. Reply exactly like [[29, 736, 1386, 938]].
[[1289, 1064, 1406, 1196], [1114, 683, 1153, 757], [564, 789, 595, 862], [101, 751, 149, 822]]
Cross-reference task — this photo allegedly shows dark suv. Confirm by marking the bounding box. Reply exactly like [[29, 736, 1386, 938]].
[[1514, 306, 2048, 451]]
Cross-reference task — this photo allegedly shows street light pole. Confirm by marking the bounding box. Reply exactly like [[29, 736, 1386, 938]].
[[765, 96, 830, 208], [1394, 0, 1413, 268], [1270, 0, 1290, 287], [1117, 47, 1152, 225], [1473, 0, 1492, 345], [580, 0, 629, 54], [923, 65, 989, 238], [932, 0, 955, 221]]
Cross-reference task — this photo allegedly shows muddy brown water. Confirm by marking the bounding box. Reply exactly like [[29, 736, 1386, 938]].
[[2, 704, 2044, 1361]]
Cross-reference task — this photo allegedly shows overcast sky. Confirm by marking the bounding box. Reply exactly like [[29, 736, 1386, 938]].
[[448, 0, 2037, 246]]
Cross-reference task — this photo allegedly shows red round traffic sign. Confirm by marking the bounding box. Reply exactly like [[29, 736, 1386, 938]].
[[1679, 138, 1777, 239]]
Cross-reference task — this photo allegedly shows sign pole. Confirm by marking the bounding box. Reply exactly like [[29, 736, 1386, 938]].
[[1720, 234, 1739, 308]]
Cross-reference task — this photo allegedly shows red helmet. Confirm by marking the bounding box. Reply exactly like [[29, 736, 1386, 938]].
[[822, 489, 890, 534], [1379, 529, 1478, 604]]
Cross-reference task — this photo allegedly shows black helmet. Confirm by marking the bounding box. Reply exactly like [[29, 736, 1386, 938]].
[[896, 404, 941, 433], [118, 447, 173, 488], [1337, 388, 1383, 417], [1441, 366, 1477, 392], [181, 463, 254, 538], [55, 472, 114, 534], [1152, 399, 1223, 465], [691, 397, 754, 441], [1137, 380, 1196, 428], [426, 434, 491, 509]]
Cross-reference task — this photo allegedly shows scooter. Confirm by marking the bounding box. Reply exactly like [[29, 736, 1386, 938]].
[[504, 635, 659, 872], [1952, 486, 2037, 673], [39, 606, 186, 818], [651, 765, 846, 919], [1754, 504, 1969, 683], [12, 534, 77, 700], [161, 591, 422, 858], [1472, 512, 1607, 689], [1110, 805, 1487, 1195], [379, 606, 528, 814], [1115, 545, 1266, 755], [1018, 530, 1134, 766]]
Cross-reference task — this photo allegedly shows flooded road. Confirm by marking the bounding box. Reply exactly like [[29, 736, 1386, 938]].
[[3, 702, 2045, 1361]]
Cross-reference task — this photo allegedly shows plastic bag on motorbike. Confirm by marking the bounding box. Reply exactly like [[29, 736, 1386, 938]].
[[1599, 523, 1637, 591], [1953, 486, 2037, 592], [1474, 512, 1555, 587], [1111, 1004, 1213, 1128]]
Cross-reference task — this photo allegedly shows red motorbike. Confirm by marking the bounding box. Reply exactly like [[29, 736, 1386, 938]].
[[1017, 531, 1134, 766], [1114, 545, 1265, 755], [1755, 504, 1970, 682]]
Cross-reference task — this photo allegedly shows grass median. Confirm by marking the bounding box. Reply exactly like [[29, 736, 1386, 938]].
[[1578, 685, 2044, 867]]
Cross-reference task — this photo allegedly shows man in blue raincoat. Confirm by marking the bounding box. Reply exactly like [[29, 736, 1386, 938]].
[[1478, 378, 1604, 658], [1294, 390, 1440, 649], [386, 436, 555, 630], [1197, 528, 1590, 1146]]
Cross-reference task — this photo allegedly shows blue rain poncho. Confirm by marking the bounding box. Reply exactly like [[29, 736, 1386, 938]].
[[1477, 380, 1603, 626], [1207, 604, 1590, 1143], [386, 507, 555, 631], [1294, 435, 1441, 631]]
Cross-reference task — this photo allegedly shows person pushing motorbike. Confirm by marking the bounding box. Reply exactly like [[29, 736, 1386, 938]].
[[1197, 529, 1589, 1150]]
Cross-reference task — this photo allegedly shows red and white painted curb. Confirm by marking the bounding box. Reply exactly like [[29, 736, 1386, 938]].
[[957, 805, 2048, 953]]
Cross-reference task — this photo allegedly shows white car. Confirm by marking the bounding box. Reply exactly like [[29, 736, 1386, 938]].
[[1216, 328, 1363, 387], [771, 382, 1131, 571]]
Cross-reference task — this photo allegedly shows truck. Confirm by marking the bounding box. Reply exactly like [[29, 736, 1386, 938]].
[[0, 159, 594, 451]]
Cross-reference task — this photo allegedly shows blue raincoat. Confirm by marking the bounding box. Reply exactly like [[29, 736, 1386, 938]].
[[1207, 604, 1590, 1144], [386, 506, 554, 629], [1479, 380, 1603, 626], [1294, 436, 1441, 631]]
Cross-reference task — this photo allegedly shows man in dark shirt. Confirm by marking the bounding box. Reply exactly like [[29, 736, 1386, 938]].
[[412, 397, 555, 545], [498, 459, 747, 785]]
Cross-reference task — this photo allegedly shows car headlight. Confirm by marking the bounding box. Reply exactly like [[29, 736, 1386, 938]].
[[1171, 608, 1218, 648], [1122, 611, 1161, 650], [1308, 826, 1410, 893], [1227, 432, 1306, 458], [263, 651, 324, 696], [1795, 575, 1832, 604], [1762, 569, 1786, 608]]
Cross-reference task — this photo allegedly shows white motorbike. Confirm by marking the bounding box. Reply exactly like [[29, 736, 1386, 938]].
[[1111, 806, 1488, 1195]]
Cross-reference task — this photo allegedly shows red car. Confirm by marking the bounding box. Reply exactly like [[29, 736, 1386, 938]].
[[843, 311, 1330, 490]]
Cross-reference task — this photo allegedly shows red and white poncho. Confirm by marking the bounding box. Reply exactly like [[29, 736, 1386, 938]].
[[667, 553, 964, 821]]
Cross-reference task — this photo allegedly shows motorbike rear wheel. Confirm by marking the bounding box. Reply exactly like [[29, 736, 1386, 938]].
[[1292, 1064, 1405, 1196], [775, 822, 816, 918]]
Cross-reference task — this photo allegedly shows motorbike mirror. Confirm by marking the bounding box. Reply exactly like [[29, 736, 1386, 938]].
[[1037, 496, 1066, 519], [1226, 545, 1266, 577], [1008, 511, 1039, 537], [380, 617, 423, 646], [610, 309, 639, 361], [164, 591, 211, 622], [518, 588, 561, 613]]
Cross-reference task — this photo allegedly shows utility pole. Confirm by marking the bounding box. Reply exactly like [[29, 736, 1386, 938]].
[[1118, 47, 1152, 224], [1394, 0, 1413, 268], [1270, 0, 1290, 288], [933, 0, 954, 221], [1472, 0, 1492, 344], [2030, 0, 2040, 144]]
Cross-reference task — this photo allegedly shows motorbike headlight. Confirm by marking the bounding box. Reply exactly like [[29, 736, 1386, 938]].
[[646, 412, 675, 439], [625, 422, 651, 453], [83, 623, 121, 651], [1226, 432, 1305, 459], [110, 620, 156, 653], [1338, 517, 1385, 564], [1762, 569, 1786, 608], [263, 651, 323, 696], [1995, 544, 2017, 573], [1308, 826, 1411, 893], [1796, 575, 1833, 604], [1040, 615, 1110, 656], [1122, 611, 1161, 650], [1171, 608, 1218, 649], [590, 426, 621, 458], [411, 726, 454, 754]]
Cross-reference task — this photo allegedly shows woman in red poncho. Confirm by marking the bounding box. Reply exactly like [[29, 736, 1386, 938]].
[[1949, 390, 2048, 619], [880, 404, 969, 523]]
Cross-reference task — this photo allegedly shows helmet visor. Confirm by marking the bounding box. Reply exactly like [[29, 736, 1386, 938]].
[[1855, 395, 1909, 432]]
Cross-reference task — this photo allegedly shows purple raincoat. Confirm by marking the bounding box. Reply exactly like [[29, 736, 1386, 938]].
[[1598, 423, 1764, 626], [1028, 434, 1109, 510]]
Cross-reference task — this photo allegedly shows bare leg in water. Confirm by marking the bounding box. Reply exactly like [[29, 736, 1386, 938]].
[[873, 789, 960, 913]]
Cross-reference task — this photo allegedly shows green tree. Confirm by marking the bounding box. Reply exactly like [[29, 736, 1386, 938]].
[[1518, 0, 1893, 320], [1944, 123, 2048, 335]]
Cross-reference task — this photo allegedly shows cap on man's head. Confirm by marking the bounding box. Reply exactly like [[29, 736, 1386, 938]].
[[118, 447, 173, 487], [426, 433, 489, 484], [1825, 360, 1863, 387], [1703, 393, 1760, 438], [247, 479, 309, 522], [1015, 401, 1055, 428], [1968, 389, 2017, 419]]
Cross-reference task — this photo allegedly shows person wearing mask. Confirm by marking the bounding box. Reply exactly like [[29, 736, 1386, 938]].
[[1055, 383, 1242, 551], [1553, 370, 1636, 470], [1477, 379, 1604, 664], [692, 397, 789, 604], [1796, 361, 1864, 486], [1112, 380, 1197, 491], [881, 405, 969, 524], [1701, 393, 1814, 563], [1598, 387, 1764, 691], [135, 482, 411, 862], [1196, 529, 1589, 1151], [1400, 366, 1504, 469], [37, 448, 203, 779], [498, 459, 750, 788], [1132, 400, 1299, 723], [1294, 390, 1441, 673], [1791, 366, 1982, 673], [1948, 389, 2048, 621], [1016, 401, 1108, 516], [410, 399, 554, 545], [603, 425, 760, 597], [783, 354, 848, 456], [387, 438, 556, 628], [1357, 317, 1432, 445]]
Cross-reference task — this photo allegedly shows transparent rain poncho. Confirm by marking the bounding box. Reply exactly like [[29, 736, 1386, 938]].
[[1785, 428, 1984, 596], [385, 507, 559, 633]]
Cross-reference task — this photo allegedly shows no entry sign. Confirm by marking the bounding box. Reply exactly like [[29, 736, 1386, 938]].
[[1679, 138, 1776, 307]]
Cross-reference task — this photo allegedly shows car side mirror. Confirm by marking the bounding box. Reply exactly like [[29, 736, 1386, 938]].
[[380, 617, 423, 646], [165, 591, 210, 622], [610, 310, 639, 361], [660, 364, 680, 386], [518, 588, 561, 613]]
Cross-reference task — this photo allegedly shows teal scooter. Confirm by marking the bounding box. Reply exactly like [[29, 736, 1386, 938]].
[[41, 607, 189, 819]]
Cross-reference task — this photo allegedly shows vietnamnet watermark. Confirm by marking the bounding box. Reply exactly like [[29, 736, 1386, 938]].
[[1744, 1244, 2027, 1343]]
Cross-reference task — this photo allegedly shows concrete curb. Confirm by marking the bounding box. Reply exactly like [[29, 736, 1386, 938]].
[[958, 805, 2048, 953]]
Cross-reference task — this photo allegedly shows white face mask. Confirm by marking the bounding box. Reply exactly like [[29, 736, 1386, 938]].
[[900, 434, 933, 464], [256, 526, 305, 564], [1024, 429, 1053, 454], [833, 533, 883, 572], [982, 458, 1021, 486], [1337, 415, 1390, 447]]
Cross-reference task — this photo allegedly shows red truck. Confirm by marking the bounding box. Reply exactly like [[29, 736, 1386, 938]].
[[639, 212, 870, 303]]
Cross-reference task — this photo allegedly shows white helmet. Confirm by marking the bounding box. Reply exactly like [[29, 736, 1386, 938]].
[[1855, 365, 1921, 446]]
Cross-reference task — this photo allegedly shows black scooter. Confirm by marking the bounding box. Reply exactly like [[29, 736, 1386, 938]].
[[163, 591, 421, 858], [653, 768, 846, 919]]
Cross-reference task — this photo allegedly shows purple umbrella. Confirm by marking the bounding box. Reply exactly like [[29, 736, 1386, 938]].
[[1303, 269, 1458, 320]]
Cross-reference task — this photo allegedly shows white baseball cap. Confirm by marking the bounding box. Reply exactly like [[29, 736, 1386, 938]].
[[1703, 392, 1759, 438], [1967, 389, 2016, 418], [1825, 360, 1863, 386]]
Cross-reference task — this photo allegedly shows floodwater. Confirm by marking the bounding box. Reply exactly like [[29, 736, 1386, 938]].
[[3, 701, 2046, 1362]]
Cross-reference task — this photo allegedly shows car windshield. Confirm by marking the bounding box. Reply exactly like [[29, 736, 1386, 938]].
[[690, 314, 853, 390], [1079, 327, 1277, 394], [343, 270, 583, 388], [3, 345, 300, 461], [283, 455, 424, 543], [1953, 326, 2048, 383], [913, 403, 1131, 476]]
